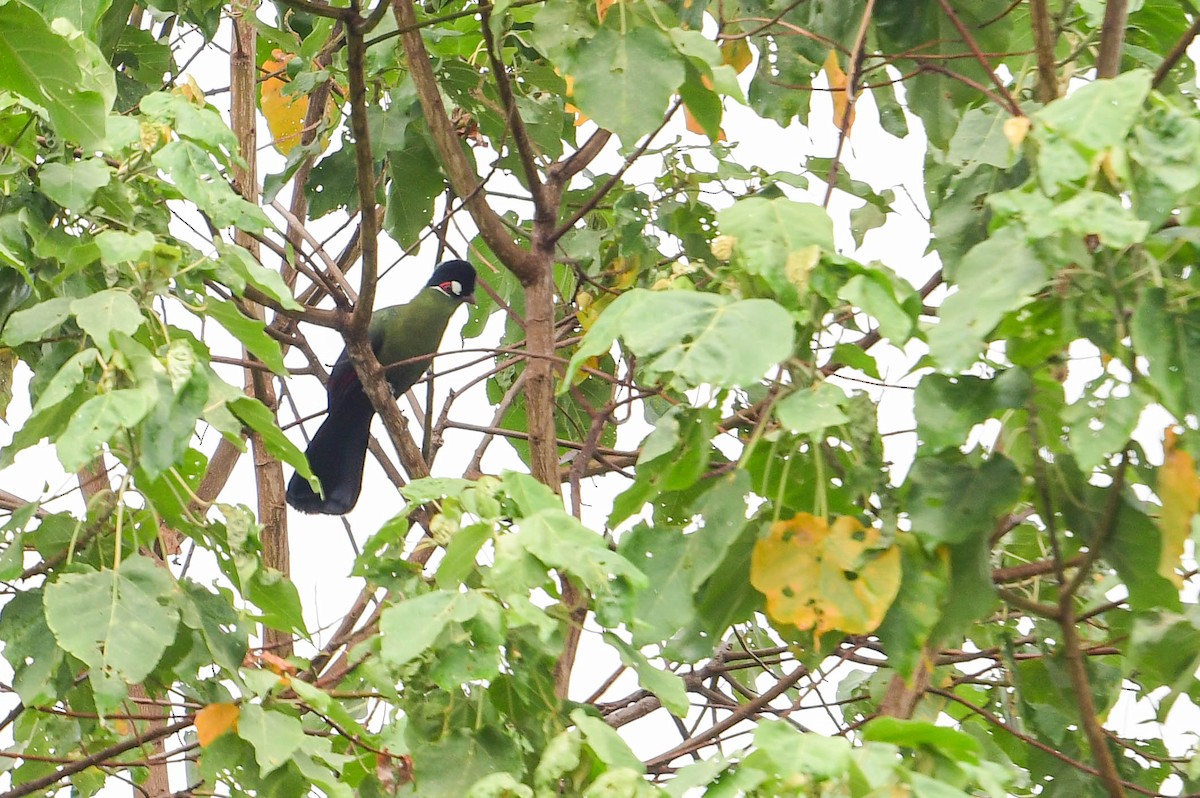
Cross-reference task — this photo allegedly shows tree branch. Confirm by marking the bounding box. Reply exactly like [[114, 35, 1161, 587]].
[[344, 9, 380, 342], [1152, 12, 1200, 87], [1029, 0, 1058, 103], [1095, 0, 1129, 79], [0, 717, 195, 798], [392, 0, 538, 282], [935, 0, 1022, 115]]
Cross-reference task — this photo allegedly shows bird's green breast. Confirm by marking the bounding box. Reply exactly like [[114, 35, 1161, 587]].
[[370, 288, 463, 395]]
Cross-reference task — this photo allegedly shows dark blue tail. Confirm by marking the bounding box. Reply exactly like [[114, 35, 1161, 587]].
[[286, 389, 374, 515]]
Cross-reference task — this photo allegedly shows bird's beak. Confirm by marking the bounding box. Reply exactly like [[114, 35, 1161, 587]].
[[464, 293, 477, 306]]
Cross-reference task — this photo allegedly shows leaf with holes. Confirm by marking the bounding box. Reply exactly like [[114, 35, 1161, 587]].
[[750, 513, 900, 642]]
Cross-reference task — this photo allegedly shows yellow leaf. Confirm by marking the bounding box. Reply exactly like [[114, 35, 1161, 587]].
[[710, 235, 735, 261], [612, 256, 640, 289], [1158, 429, 1200, 586], [195, 703, 240, 748], [261, 50, 310, 156], [138, 121, 171, 151], [823, 50, 855, 134], [1003, 116, 1031, 149], [178, 75, 205, 106], [0, 348, 15, 421], [721, 39, 753, 74], [784, 244, 821, 292], [750, 514, 901, 644]]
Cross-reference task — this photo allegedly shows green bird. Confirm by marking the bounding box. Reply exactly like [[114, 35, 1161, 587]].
[[286, 260, 476, 514]]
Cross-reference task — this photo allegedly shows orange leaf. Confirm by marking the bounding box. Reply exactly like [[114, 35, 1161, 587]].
[[561, 74, 590, 126], [1158, 429, 1200, 586], [720, 39, 753, 74], [597, 0, 616, 22], [750, 513, 900, 644], [195, 703, 240, 748], [823, 50, 855, 134]]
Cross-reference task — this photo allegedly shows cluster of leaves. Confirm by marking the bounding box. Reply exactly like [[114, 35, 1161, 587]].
[[1, 0, 1200, 796]]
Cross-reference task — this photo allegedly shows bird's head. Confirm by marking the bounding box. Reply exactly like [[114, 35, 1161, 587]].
[[427, 259, 477, 305]]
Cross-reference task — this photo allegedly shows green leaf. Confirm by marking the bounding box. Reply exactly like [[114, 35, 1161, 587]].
[[214, 242, 301, 310], [379, 590, 480, 667], [752, 720, 852, 781], [927, 228, 1049, 372], [1107, 500, 1181, 612], [409, 721, 525, 798], [38, 159, 112, 213], [0, 3, 109, 148], [95, 229, 157, 265], [570, 708, 644, 772], [71, 289, 142, 354], [401, 476, 476, 504], [840, 273, 914, 344], [618, 525, 696, 645], [678, 62, 722, 139], [139, 91, 239, 160], [569, 25, 685, 144], [42, 556, 181, 703], [914, 374, 995, 452], [0, 589, 63, 705], [637, 406, 681, 465], [1036, 70, 1152, 152], [907, 772, 973, 798], [1131, 286, 1200, 420], [1066, 389, 1145, 472], [237, 704, 306, 776], [563, 290, 795, 390], [179, 580, 247, 675], [25, 0, 113, 38], [775, 382, 850, 435], [1130, 609, 1200, 705], [518, 509, 646, 597], [876, 536, 949, 678], [57, 387, 155, 470], [202, 297, 287, 375], [384, 133, 444, 249], [947, 107, 1016, 169], [465, 773, 534, 798], [152, 140, 271, 232], [247, 567, 306, 634], [604, 634, 688, 716], [436, 523, 494, 589], [718, 197, 835, 305], [850, 202, 886, 248], [500, 471, 562, 515], [864, 717, 981, 763], [873, 80, 909, 139], [1, 297, 73, 346], [138, 371, 207, 479], [1048, 191, 1150, 248], [227, 396, 314, 480], [905, 454, 1021, 546]]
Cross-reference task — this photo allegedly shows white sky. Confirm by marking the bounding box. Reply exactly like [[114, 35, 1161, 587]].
[[0, 8, 1198, 796]]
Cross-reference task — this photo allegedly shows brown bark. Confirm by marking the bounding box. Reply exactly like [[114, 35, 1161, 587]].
[[232, 0, 293, 658]]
